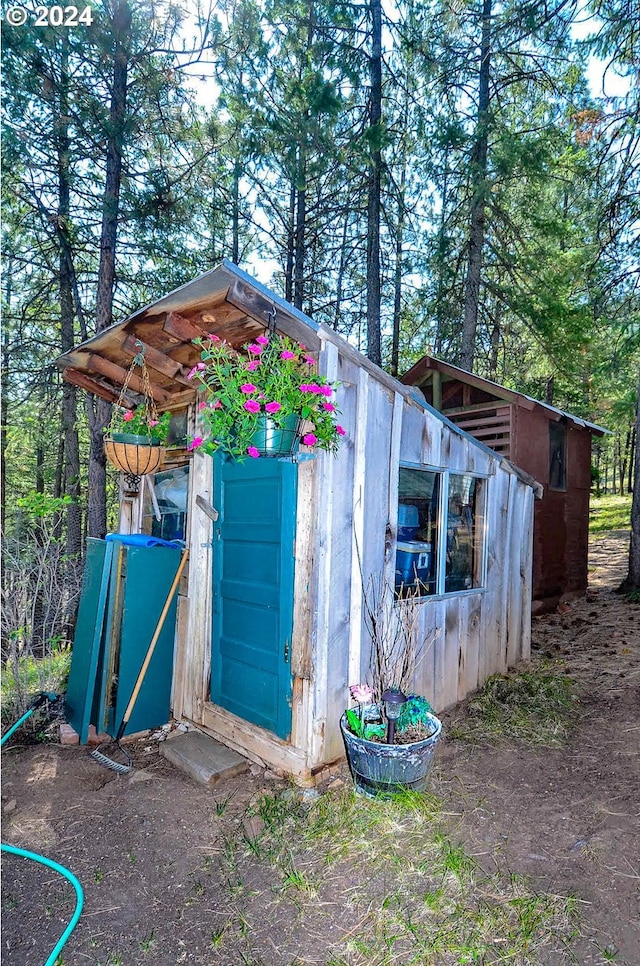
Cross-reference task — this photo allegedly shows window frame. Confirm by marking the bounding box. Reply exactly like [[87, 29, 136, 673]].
[[397, 461, 489, 600], [548, 421, 567, 491]]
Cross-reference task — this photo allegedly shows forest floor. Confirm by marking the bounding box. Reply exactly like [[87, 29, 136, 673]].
[[2, 527, 639, 966]]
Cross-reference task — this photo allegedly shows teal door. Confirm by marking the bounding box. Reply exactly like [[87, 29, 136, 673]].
[[211, 455, 297, 740]]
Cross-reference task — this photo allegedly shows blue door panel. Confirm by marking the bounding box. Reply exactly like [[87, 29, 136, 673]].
[[218, 657, 279, 729], [211, 456, 296, 740], [220, 579, 280, 611], [223, 542, 281, 584], [224, 479, 282, 520], [221, 603, 279, 652]]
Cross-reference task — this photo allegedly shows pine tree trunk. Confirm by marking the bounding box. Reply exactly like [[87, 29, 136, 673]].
[[232, 157, 241, 264], [1, 256, 11, 529], [285, 173, 296, 303], [434, 147, 450, 357], [391, 163, 406, 378], [57, 42, 82, 556], [294, 150, 307, 311], [460, 0, 492, 372], [87, 0, 131, 539], [333, 216, 350, 330], [621, 377, 640, 590], [545, 376, 555, 405], [366, 0, 382, 367], [488, 304, 502, 381]]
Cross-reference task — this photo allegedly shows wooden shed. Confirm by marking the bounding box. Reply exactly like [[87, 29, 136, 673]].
[[400, 355, 607, 611], [58, 261, 541, 784]]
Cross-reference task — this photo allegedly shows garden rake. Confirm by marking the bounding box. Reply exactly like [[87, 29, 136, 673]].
[[90, 548, 189, 774]]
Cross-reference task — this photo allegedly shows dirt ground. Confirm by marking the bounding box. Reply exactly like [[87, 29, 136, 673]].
[[2, 528, 639, 966]]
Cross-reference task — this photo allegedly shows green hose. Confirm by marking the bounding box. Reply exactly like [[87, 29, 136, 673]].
[[1, 843, 84, 966], [1, 695, 84, 966]]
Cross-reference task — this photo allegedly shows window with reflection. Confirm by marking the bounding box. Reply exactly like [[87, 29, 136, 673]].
[[549, 422, 567, 490], [143, 464, 189, 544], [397, 467, 441, 597], [396, 466, 486, 599], [445, 474, 485, 593]]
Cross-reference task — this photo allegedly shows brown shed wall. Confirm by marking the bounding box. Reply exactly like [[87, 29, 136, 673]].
[[512, 408, 592, 604]]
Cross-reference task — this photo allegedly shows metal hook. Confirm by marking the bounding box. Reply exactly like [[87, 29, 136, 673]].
[[133, 339, 146, 366], [267, 304, 277, 335]]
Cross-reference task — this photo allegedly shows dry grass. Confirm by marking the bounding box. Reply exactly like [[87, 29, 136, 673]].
[[208, 784, 579, 965], [446, 664, 579, 748]]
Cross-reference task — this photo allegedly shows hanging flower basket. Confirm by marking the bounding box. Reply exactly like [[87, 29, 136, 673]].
[[103, 344, 171, 490], [186, 322, 346, 461], [104, 438, 164, 479], [248, 414, 301, 457]]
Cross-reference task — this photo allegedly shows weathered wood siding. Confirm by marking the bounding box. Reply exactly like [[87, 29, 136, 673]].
[[172, 324, 535, 778], [304, 329, 535, 766]]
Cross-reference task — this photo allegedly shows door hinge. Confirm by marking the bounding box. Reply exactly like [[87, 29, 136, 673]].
[[283, 639, 290, 663]]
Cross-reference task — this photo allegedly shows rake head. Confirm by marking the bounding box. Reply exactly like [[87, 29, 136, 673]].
[[89, 742, 132, 775]]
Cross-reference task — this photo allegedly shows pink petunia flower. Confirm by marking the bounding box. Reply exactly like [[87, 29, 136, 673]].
[[247, 344, 263, 355], [304, 355, 315, 365], [321, 385, 333, 397], [240, 383, 258, 393], [303, 433, 317, 446], [186, 362, 206, 379], [322, 402, 335, 412], [256, 335, 269, 345], [207, 333, 220, 341], [308, 383, 322, 393], [148, 419, 158, 427], [299, 384, 310, 392], [336, 425, 346, 436], [350, 683, 374, 704], [198, 401, 207, 410], [247, 446, 260, 458], [187, 437, 204, 451], [246, 360, 260, 371], [265, 401, 281, 413], [211, 399, 222, 410], [280, 350, 296, 360], [123, 410, 134, 422], [244, 400, 261, 413]]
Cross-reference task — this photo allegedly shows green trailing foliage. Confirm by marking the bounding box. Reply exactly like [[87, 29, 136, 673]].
[[396, 694, 433, 734], [346, 694, 436, 740], [345, 708, 386, 741]]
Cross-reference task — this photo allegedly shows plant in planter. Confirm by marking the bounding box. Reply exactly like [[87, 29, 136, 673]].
[[104, 347, 173, 488], [341, 577, 442, 798], [186, 331, 345, 460], [110, 407, 172, 445], [105, 406, 172, 489]]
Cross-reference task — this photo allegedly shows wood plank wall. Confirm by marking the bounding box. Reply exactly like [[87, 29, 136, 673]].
[[170, 327, 536, 776], [308, 333, 536, 765]]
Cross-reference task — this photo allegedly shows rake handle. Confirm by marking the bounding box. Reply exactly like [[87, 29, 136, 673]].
[[115, 548, 189, 742]]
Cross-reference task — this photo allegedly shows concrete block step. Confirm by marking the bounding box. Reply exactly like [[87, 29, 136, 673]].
[[160, 729, 249, 786]]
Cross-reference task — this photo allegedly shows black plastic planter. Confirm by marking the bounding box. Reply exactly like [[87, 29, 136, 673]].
[[340, 710, 442, 799]]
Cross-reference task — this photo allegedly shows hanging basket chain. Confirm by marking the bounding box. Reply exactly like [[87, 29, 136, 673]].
[[109, 341, 159, 432]]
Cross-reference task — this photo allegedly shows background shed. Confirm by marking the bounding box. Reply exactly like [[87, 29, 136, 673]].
[[401, 355, 607, 611], [58, 262, 540, 783]]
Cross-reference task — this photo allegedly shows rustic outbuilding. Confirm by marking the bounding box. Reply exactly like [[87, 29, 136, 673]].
[[58, 261, 541, 783], [400, 355, 607, 612]]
